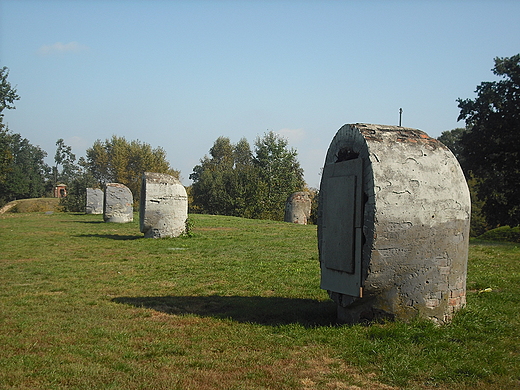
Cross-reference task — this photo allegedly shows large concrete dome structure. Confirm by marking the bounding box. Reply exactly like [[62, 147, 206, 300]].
[[318, 124, 471, 324]]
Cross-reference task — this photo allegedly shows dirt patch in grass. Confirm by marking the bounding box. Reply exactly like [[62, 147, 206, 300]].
[[172, 348, 399, 390]]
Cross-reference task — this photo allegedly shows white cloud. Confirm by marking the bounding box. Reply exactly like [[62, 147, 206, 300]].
[[277, 128, 306, 144], [37, 41, 89, 56], [64, 136, 89, 154]]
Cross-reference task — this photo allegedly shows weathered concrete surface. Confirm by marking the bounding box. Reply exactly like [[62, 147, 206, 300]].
[[284, 192, 311, 224], [318, 123, 471, 324], [139, 172, 188, 238], [86, 188, 104, 214], [103, 183, 134, 223]]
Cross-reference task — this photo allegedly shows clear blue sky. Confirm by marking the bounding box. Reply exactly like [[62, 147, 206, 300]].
[[1, 0, 519, 188]]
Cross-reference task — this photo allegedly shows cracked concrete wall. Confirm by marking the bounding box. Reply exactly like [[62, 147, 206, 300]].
[[319, 123, 470, 324], [103, 183, 134, 223], [139, 172, 188, 238], [86, 188, 104, 214], [284, 192, 311, 224]]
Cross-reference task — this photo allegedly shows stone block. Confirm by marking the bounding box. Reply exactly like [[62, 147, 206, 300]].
[[284, 192, 311, 224], [103, 183, 133, 223], [85, 188, 104, 214], [139, 172, 188, 238]]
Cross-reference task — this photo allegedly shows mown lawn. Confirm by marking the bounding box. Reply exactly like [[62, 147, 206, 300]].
[[0, 212, 518, 389]]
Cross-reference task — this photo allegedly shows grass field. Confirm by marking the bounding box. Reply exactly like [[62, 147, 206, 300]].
[[0, 212, 519, 389]]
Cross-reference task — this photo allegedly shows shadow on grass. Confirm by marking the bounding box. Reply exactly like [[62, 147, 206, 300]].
[[76, 234, 142, 240], [113, 295, 338, 327]]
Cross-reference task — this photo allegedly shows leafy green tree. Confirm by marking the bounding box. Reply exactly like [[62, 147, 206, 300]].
[[0, 131, 50, 202], [437, 128, 467, 172], [251, 131, 305, 220], [457, 54, 520, 227], [59, 157, 98, 212], [53, 138, 79, 186], [0, 124, 13, 184], [0, 67, 20, 185], [0, 67, 20, 118], [85, 135, 179, 206], [466, 176, 489, 237], [437, 130, 487, 236], [190, 137, 237, 215], [190, 132, 305, 220], [0, 67, 50, 204], [231, 138, 256, 217]]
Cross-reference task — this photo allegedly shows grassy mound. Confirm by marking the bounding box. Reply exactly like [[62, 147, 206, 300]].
[[0, 198, 62, 214], [477, 226, 520, 243]]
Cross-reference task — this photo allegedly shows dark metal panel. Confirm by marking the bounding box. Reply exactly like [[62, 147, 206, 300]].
[[320, 158, 363, 297], [322, 173, 356, 273]]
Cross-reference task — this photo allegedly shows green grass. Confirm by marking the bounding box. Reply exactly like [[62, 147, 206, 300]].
[[0, 212, 519, 389]]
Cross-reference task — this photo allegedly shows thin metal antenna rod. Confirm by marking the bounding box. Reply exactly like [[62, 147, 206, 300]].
[[399, 108, 403, 127]]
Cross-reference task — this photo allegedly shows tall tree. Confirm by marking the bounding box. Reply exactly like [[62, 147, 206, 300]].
[[0, 132, 49, 202], [190, 137, 237, 215], [437, 130, 487, 236], [252, 131, 305, 220], [231, 138, 255, 217], [53, 138, 78, 186], [0, 67, 20, 184], [85, 135, 179, 205], [437, 128, 467, 172], [457, 54, 520, 227], [190, 132, 305, 220], [0, 124, 13, 184], [0, 67, 20, 118], [0, 67, 50, 204], [59, 157, 98, 212]]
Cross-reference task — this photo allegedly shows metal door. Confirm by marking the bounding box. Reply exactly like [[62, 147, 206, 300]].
[[320, 158, 363, 297]]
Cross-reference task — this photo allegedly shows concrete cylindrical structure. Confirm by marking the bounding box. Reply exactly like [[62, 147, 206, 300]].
[[86, 188, 104, 214], [318, 124, 471, 324], [284, 192, 311, 225], [140, 172, 188, 238], [103, 183, 134, 223]]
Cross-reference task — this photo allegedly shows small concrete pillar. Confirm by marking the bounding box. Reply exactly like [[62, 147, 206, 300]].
[[139, 172, 188, 238], [103, 183, 133, 223], [284, 192, 311, 224], [318, 124, 470, 324], [86, 188, 104, 214]]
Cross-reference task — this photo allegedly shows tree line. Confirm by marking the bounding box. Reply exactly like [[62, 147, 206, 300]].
[[0, 65, 307, 219], [0, 66, 305, 219], [2, 54, 519, 232], [0, 67, 179, 209]]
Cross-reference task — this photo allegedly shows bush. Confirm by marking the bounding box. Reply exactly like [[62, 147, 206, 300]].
[[477, 226, 520, 243]]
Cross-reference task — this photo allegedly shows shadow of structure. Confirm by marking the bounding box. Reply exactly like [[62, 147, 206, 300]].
[[113, 295, 338, 327], [76, 234, 142, 240]]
